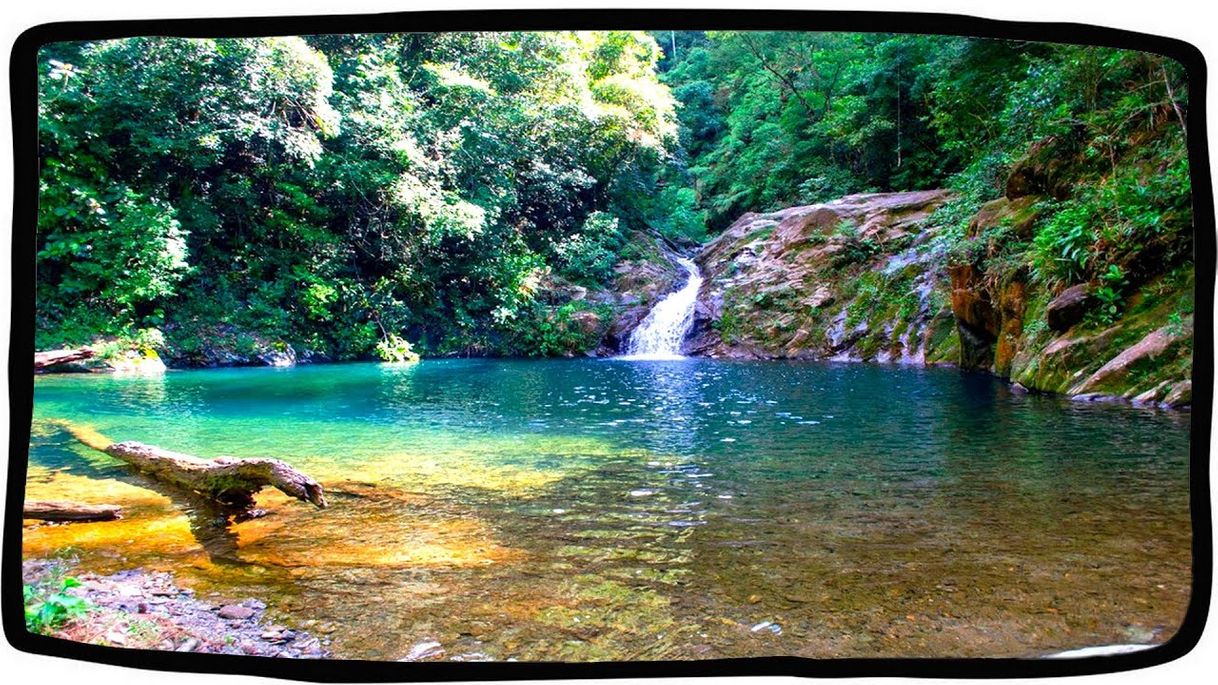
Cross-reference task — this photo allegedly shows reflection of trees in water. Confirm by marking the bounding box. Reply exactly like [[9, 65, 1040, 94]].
[[108, 370, 169, 408]]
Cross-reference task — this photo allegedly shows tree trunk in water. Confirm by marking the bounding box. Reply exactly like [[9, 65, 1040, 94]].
[[55, 421, 328, 513], [101, 441, 329, 511], [34, 348, 94, 369], [24, 501, 123, 522]]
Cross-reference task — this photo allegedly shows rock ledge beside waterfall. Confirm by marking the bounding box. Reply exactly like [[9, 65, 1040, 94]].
[[676, 190, 1192, 407]]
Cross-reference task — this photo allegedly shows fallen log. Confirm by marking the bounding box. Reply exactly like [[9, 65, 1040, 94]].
[[34, 347, 95, 370], [56, 421, 327, 513], [103, 441, 328, 510], [24, 501, 122, 522]]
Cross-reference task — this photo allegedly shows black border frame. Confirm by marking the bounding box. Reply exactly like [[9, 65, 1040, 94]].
[[4, 8, 1214, 681]]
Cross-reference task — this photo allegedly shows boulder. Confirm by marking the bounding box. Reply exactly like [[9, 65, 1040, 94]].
[[1072, 326, 1185, 395], [1005, 134, 1082, 200], [218, 605, 256, 621], [1162, 380, 1192, 408], [1045, 284, 1093, 332], [967, 195, 1042, 239], [567, 310, 603, 338], [258, 345, 297, 368]]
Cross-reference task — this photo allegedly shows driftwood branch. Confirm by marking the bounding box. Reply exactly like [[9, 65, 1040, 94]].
[[57, 421, 327, 514], [103, 441, 328, 510], [35, 348, 94, 370], [24, 501, 122, 522]]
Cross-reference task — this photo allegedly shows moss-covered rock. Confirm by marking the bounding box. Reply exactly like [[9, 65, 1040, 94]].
[[688, 189, 1192, 407]]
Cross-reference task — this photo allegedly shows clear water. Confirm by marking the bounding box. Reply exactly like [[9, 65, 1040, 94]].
[[25, 360, 1192, 660], [622, 257, 703, 359]]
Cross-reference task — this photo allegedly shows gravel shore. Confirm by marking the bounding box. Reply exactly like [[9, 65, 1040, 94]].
[[23, 559, 330, 658]]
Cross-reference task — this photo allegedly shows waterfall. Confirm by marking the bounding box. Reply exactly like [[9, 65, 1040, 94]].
[[620, 257, 703, 360]]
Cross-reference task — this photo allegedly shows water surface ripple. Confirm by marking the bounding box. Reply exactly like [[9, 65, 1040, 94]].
[[25, 359, 1191, 660]]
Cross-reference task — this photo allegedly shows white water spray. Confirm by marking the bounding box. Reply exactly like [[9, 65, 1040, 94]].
[[621, 257, 703, 360]]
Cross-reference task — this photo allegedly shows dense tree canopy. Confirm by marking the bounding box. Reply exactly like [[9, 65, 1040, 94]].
[[35, 30, 1192, 360]]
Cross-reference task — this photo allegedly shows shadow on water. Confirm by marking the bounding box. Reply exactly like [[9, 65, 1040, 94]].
[[31, 424, 255, 564]]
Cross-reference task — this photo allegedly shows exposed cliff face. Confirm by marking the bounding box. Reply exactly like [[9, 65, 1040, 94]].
[[688, 190, 956, 362], [687, 190, 1193, 407]]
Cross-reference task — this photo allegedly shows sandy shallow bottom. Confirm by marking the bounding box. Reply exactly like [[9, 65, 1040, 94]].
[[25, 361, 1193, 661]]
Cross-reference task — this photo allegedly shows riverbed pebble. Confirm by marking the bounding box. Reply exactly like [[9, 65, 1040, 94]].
[[219, 605, 256, 620], [750, 621, 783, 635]]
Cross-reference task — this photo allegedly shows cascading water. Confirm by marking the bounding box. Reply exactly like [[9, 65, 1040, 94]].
[[620, 257, 703, 360]]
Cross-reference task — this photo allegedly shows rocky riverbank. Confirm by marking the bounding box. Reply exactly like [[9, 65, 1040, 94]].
[[22, 559, 330, 658]]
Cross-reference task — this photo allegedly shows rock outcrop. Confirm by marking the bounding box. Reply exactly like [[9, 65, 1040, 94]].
[[1045, 284, 1094, 332], [689, 190, 955, 362], [686, 189, 1194, 407]]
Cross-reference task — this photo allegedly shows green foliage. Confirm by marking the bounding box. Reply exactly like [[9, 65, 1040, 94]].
[[37, 32, 682, 359], [1032, 145, 1190, 288], [554, 212, 625, 286], [651, 185, 708, 242], [831, 221, 882, 268], [1027, 204, 1086, 284], [662, 33, 982, 227], [34, 30, 1193, 361], [1089, 265, 1129, 326], [375, 333, 421, 363], [24, 576, 90, 634], [1166, 310, 1187, 338], [712, 293, 743, 345], [505, 301, 609, 357]]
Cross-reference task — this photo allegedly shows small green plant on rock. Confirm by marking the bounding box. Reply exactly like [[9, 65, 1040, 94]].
[[1166, 311, 1188, 338], [1089, 264, 1128, 326], [24, 576, 90, 635]]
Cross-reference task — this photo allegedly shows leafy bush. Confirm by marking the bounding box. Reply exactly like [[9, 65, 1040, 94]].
[[553, 212, 625, 286], [375, 333, 421, 363], [1031, 200, 1097, 285], [505, 301, 609, 357], [1089, 264, 1129, 326], [1032, 151, 1191, 288]]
